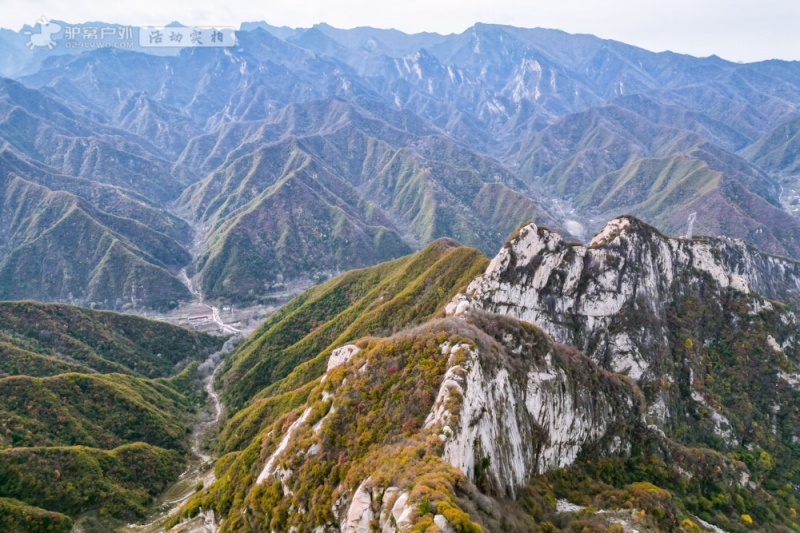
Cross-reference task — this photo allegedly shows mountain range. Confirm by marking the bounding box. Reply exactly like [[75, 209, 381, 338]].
[[0, 21, 800, 306], [4, 19, 800, 533]]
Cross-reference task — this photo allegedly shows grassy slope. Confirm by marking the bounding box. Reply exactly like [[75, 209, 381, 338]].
[[216, 239, 488, 416]]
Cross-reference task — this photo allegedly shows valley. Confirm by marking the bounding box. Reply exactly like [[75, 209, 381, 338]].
[[110, 342, 231, 533], [3, 16, 800, 533], [5, 22, 800, 309]]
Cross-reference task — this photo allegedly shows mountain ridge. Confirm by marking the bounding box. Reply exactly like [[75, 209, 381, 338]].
[[168, 216, 800, 532], [5, 23, 800, 307], [0, 300, 223, 527]]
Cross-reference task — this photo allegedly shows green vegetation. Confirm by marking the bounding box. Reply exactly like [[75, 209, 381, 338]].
[[172, 321, 487, 532], [0, 497, 73, 533], [0, 443, 183, 519], [0, 301, 223, 378], [0, 341, 91, 377], [0, 301, 223, 529], [157, 360, 206, 403], [216, 239, 488, 415], [661, 291, 800, 529], [0, 372, 192, 450], [174, 310, 647, 532]]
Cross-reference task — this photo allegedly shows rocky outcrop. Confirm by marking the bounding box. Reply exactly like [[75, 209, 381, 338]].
[[327, 345, 361, 371], [255, 407, 312, 485], [426, 315, 644, 498], [200, 217, 800, 531], [339, 481, 415, 533], [448, 216, 800, 384]]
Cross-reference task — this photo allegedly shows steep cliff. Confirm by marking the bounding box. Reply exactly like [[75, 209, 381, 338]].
[[425, 312, 642, 499], [445, 217, 800, 530], [449, 216, 800, 386], [172, 313, 648, 532]]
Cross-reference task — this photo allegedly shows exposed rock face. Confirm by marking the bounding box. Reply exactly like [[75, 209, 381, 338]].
[[188, 218, 800, 532], [327, 345, 361, 371], [248, 313, 645, 532], [338, 480, 414, 533], [342, 480, 374, 533], [426, 316, 643, 497], [255, 407, 312, 485], [448, 216, 800, 385]]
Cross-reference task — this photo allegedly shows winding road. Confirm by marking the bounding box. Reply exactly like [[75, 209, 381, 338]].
[[206, 304, 240, 335], [179, 268, 240, 335]]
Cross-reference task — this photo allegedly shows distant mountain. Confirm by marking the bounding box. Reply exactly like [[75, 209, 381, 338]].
[[0, 301, 222, 529], [0, 79, 196, 309], [0, 173, 192, 308], [177, 97, 554, 301], [743, 113, 800, 177], [0, 21, 192, 79], [0, 78, 191, 201], [5, 21, 800, 307], [510, 101, 800, 257], [257, 23, 800, 151], [20, 30, 373, 130]]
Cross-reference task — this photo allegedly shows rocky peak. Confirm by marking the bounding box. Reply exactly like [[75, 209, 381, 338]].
[[448, 216, 800, 384]]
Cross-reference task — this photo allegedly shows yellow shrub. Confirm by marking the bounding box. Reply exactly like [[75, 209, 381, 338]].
[[680, 518, 702, 533]]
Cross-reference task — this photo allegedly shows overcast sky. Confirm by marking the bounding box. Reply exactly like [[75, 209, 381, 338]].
[[3, 0, 798, 63]]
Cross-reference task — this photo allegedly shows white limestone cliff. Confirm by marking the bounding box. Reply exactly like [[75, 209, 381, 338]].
[[448, 217, 800, 385], [426, 329, 641, 498]]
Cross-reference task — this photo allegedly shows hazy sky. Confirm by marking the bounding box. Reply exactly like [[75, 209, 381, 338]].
[[3, 0, 798, 63]]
